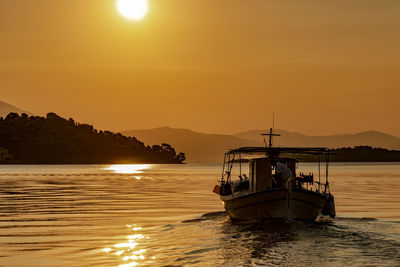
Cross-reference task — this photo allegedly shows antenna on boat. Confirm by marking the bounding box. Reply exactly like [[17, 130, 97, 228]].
[[272, 112, 275, 146], [272, 112, 275, 132]]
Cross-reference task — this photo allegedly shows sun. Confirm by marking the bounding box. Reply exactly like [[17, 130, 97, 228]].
[[117, 0, 148, 21]]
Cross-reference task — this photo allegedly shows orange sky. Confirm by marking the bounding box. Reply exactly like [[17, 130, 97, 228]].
[[1, 0, 400, 136]]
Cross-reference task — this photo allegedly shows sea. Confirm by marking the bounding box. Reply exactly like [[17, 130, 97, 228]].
[[0, 163, 400, 267]]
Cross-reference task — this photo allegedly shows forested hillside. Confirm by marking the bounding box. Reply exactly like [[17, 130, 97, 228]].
[[329, 146, 400, 162], [0, 113, 185, 164], [298, 146, 400, 162]]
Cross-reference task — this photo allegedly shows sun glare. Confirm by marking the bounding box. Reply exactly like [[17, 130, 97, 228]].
[[117, 0, 148, 21], [104, 164, 151, 174]]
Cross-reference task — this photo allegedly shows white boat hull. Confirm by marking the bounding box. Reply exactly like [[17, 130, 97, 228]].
[[221, 188, 328, 221]]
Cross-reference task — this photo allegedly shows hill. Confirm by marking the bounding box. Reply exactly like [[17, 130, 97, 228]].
[[123, 127, 400, 163], [0, 101, 31, 117], [122, 127, 259, 163], [0, 113, 185, 164], [235, 129, 400, 150]]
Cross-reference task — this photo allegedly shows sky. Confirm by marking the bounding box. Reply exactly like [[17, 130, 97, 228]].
[[1, 0, 400, 137]]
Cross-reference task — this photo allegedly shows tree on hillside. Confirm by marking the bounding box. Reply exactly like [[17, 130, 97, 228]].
[[177, 152, 186, 163]]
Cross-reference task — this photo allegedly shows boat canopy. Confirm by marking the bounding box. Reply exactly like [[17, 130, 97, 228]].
[[221, 146, 332, 194]]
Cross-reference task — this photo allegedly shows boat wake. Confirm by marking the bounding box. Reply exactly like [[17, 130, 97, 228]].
[[181, 211, 227, 223], [177, 213, 400, 265]]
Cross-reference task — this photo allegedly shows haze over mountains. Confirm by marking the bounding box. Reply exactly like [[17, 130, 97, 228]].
[[0, 101, 31, 118], [235, 129, 400, 151], [123, 127, 400, 163], [2, 100, 400, 163], [123, 127, 260, 163]]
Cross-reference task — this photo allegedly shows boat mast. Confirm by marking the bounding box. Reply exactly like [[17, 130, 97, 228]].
[[261, 128, 281, 152]]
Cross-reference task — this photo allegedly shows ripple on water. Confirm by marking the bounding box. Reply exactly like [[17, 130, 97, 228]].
[[0, 164, 400, 266]]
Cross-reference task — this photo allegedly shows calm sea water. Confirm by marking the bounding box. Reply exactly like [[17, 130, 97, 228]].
[[0, 163, 400, 266]]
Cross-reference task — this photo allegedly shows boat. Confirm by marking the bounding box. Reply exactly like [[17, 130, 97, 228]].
[[213, 129, 336, 222]]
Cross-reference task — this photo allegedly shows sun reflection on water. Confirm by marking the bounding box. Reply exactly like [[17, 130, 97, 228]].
[[102, 224, 150, 267], [119, 263, 138, 267], [104, 164, 151, 174]]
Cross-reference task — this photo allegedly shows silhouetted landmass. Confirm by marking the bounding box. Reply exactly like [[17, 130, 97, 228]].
[[298, 146, 400, 162], [329, 146, 400, 162], [0, 113, 185, 164]]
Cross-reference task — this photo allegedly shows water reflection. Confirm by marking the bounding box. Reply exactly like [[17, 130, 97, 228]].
[[104, 164, 151, 174], [101, 224, 150, 267], [2, 163, 399, 266], [98, 213, 400, 267]]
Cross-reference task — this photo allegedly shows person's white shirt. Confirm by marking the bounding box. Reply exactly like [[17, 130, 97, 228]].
[[275, 162, 292, 186]]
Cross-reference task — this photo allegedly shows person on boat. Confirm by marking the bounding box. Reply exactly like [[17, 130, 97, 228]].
[[272, 160, 292, 188]]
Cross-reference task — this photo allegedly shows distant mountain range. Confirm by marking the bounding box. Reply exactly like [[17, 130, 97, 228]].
[[0, 101, 31, 118], [122, 127, 260, 163], [235, 129, 400, 150], [123, 127, 400, 163], [3, 100, 400, 163]]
